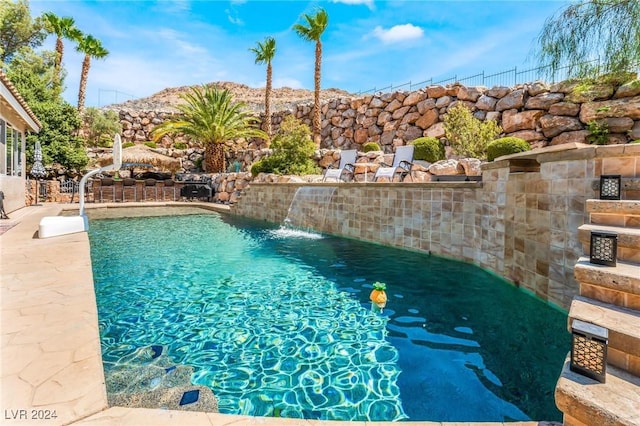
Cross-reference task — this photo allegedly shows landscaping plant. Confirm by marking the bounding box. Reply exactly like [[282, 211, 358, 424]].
[[586, 120, 610, 145], [443, 103, 502, 160], [363, 142, 381, 152], [251, 115, 319, 176], [486, 137, 531, 161], [411, 137, 445, 163]]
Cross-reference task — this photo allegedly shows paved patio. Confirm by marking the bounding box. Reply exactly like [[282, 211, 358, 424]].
[[1, 203, 544, 426]]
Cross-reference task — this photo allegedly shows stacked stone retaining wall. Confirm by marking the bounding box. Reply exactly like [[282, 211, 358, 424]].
[[116, 80, 640, 157]]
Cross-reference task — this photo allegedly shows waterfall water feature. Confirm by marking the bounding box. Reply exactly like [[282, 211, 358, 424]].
[[277, 186, 337, 238]]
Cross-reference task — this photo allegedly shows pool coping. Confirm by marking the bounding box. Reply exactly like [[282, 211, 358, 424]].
[[0, 202, 545, 426]]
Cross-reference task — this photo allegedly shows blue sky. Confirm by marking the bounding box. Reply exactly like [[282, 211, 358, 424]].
[[29, 0, 569, 108]]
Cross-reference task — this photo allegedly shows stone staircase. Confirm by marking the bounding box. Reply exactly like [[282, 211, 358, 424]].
[[555, 181, 640, 426]]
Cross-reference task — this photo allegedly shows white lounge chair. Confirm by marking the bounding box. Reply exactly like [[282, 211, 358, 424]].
[[323, 149, 357, 182], [374, 145, 414, 182]]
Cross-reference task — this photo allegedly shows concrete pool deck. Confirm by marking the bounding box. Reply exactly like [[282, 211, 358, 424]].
[[1, 203, 545, 426]]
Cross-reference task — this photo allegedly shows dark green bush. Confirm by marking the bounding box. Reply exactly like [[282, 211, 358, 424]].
[[250, 157, 274, 176], [486, 137, 531, 161], [250, 116, 319, 176], [363, 142, 381, 152], [586, 120, 610, 145], [173, 142, 188, 150], [410, 137, 445, 162], [194, 157, 203, 170], [144, 141, 157, 148]]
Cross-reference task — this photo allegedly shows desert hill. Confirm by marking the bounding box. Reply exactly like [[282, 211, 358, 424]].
[[104, 81, 354, 113]]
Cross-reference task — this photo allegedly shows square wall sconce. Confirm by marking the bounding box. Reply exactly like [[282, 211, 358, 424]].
[[570, 319, 608, 383], [590, 231, 618, 266], [599, 175, 621, 200]]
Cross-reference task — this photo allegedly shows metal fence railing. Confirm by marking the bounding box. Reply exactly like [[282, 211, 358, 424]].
[[60, 180, 80, 194], [356, 58, 638, 95]]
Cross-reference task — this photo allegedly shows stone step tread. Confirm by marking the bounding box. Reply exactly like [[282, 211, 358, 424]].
[[555, 356, 640, 426], [575, 256, 640, 295], [579, 223, 640, 236], [569, 296, 640, 358], [586, 199, 640, 215]]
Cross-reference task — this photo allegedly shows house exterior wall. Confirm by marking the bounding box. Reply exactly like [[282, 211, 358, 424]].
[[0, 72, 41, 213]]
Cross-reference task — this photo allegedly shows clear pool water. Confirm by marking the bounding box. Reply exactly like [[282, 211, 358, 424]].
[[88, 207, 569, 422]]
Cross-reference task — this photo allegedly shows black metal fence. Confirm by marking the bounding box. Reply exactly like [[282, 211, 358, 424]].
[[356, 59, 638, 95], [59, 180, 80, 194]]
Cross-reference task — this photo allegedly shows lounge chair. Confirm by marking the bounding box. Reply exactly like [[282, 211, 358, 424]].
[[323, 149, 357, 182], [374, 145, 414, 182]]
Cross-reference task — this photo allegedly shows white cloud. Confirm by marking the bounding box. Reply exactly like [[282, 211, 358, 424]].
[[153, 28, 209, 56], [331, 0, 375, 10], [371, 24, 424, 44], [225, 8, 244, 26]]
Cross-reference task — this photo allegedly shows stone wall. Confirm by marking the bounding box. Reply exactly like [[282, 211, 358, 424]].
[[116, 80, 640, 156], [231, 143, 640, 310]]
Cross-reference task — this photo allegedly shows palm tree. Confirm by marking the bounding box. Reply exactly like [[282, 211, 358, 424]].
[[293, 8, 328, 146], [42, 12, 82, 96], [151, 86, 266, 173], [249, 36, 276, 146], [76, 34, 108, 111]]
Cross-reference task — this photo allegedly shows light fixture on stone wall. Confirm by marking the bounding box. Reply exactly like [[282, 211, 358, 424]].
[[590, 231, 618, 266], [570, 319, 608, 383], [599, 175, 621, 200]]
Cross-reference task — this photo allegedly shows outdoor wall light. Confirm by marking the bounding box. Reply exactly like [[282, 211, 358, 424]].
[[599, 175, 621, 200], [590, 231, 618, 266], [570, 319, 608, 383]]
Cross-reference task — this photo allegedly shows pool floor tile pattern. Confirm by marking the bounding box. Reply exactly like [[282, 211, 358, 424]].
[[0, 203, 546, 426]]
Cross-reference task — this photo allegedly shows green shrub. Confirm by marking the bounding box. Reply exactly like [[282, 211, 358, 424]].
[[81, 108, 122, 148], [250, 157, 271, 176], [122, 142, 135, 149], [251, 116, 319, 176], [194, 157, 203, 170], [363, 142, 381, 152], [444, 103, 502, 159], [586, 120, 610, 145], [144, 141, 157, 148], [173, 142, 188, 150], [486, 137, 531, 161], [411, 137, 445, 162], [630, 139, 640, 144]]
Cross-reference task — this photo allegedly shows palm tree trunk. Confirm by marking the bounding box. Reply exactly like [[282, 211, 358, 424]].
[[265, 62, 272, 147], [205, 143, 226, 173], [77, 55, 90, 112], [54, 37, 63, 96], [313, 40, 322, 146]]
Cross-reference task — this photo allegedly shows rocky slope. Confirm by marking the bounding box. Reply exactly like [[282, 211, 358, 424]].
[[104, 81, 354, 113]]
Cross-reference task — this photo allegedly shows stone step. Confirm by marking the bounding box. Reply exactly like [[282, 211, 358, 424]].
[[569, 296, 640, 376], [578, 224, 640, 263], [586, 199, 640, 228], [575, 256, 640, 310], [555, 355, 640, 426]]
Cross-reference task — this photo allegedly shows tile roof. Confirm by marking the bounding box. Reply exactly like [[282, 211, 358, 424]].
[[0, 69, 42, 130]]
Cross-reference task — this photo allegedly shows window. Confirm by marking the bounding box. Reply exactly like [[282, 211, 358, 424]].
[[0, 120, 5, 174], [0, 120, 23, 176]]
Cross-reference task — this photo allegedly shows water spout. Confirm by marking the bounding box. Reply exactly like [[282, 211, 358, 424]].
[[283, 186, 337, 233]]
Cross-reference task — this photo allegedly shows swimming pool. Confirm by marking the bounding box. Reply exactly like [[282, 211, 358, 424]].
[[88, 207, 569, 422]]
